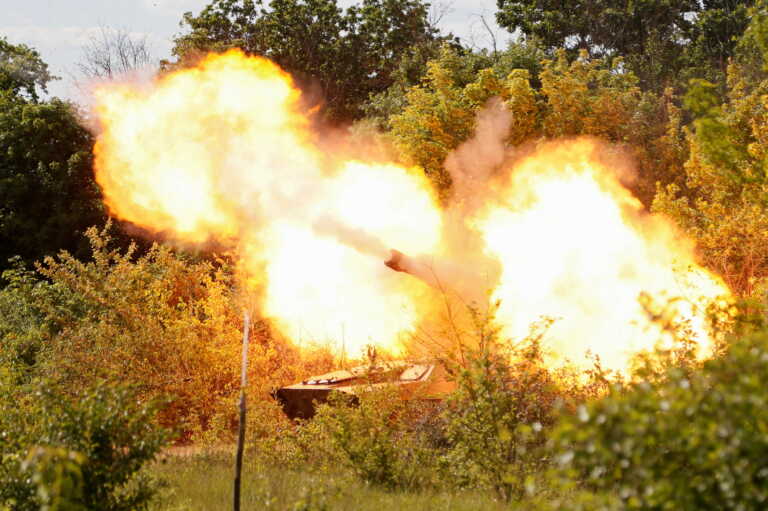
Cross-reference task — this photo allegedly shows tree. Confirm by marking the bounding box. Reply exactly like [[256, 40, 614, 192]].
[[0, 37, 55, 101], [76, 26, 154, 80], [684, 0, 754, 83], [494, 0, 755, 90], [171, 0, 441, 120], [389, 46, 682, 205], [0, 38, 106, 271], [653, 70, 768, 296], [364, 40, 545, 128], [651, 4, 768, 296], [0, 94, 104, 270], [495, 0, 697, 57], [389, 45, 511, 196]]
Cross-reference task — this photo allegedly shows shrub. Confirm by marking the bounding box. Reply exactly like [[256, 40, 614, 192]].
[[440, 332, 563, 501], [20, 446, 85, 511], [0, 225, 335, 438], [311, 384, 442, 490], [0, 383, 168, 510], [552, 329, 768, 510]]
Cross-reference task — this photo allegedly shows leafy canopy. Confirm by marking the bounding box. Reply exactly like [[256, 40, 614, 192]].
[[495, 0, 754, 89], [0, 38, 105, 272], [0, 37, 55, 101], [172, 0, 441, 120], [0, 93, 104, 271], [390, 46, 683, 205]]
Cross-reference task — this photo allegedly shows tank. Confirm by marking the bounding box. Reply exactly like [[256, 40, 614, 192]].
[[274, 248, 463, 421], [274, 360, 456, 420]]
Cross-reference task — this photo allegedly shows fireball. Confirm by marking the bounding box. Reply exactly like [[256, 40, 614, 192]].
[[476, 140, 728, 372], [92, 50, 730, 374], [93, 50, 440, 356]]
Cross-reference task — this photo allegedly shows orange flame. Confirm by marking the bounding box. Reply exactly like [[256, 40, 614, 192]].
[[476, 140, 728, 371], [92, 50, 730, 373], [93, 50, 440, 356]]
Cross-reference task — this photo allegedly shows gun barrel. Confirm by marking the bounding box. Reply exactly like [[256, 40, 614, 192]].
[[383, 248, 489, 305], [384, 249, 408, 273], [383, 249, 443, 290]]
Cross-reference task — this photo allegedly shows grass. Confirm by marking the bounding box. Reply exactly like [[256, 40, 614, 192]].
[[148, 451, 510, 511]]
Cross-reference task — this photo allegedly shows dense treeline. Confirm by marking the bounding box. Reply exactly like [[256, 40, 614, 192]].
[[0, 39, 104, 271], [3, 0, 768, 509]]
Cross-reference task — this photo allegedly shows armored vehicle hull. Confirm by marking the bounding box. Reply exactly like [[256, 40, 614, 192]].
[[275, 361, 455, 420]]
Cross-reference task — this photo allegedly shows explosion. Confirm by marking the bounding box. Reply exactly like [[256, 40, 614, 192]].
[[93, 51, 439, 356], [92, 50, 730, 374], [478, 142, 727, 370]]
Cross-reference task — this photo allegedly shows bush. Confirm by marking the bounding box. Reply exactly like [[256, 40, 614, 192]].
[[21, 446, 86, 511], [551, 329, 768, 510], [311, 384, 442, 490], [0, 383, 168, 510], [302, 312, 608, 499], [440, 331, 564, 501], [0, 225, 334, 438]]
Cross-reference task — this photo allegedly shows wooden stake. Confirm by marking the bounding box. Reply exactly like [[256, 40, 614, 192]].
[[234, 310, 250, 511]]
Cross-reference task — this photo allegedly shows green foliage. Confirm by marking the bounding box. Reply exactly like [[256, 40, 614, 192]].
[[311, 385, 441, 490], [389, 45, 511, 195], [364, 41, 546, 128], [390, 47, 681, 204], [22, 447, 86, 511], [438, 316, 567, 501], [552, 329, 768, 510], [683, 77, 753, 179], [495, 0, 753, 90], [172, 0, 440, 120], [0, 37, 55, 101], [683, 1, 754, 85], [6, 4, 768, 509], [0, 383, 168, 511], [653, 56, 768, 294], [0, 259, 51, 384], [441, 352, 554, 500], [537, 50, 640, 138], [0, 48, 104, 272], [302, 314, 594, 500]]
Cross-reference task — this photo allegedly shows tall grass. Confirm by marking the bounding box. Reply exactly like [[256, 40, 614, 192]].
[[148, 452, 510, 511]]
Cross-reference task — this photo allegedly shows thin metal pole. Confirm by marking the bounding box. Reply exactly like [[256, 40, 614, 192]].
[[234, 310, 250, 511]]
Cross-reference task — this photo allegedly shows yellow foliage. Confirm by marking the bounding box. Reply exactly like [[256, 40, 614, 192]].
[[653, 64, 768, 295], [504, 68, 538, 145], [6, 225, 334, 437], [540, 50, 640, 138], [390, 47, 681, 205], [390, 47, 500, 197]]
